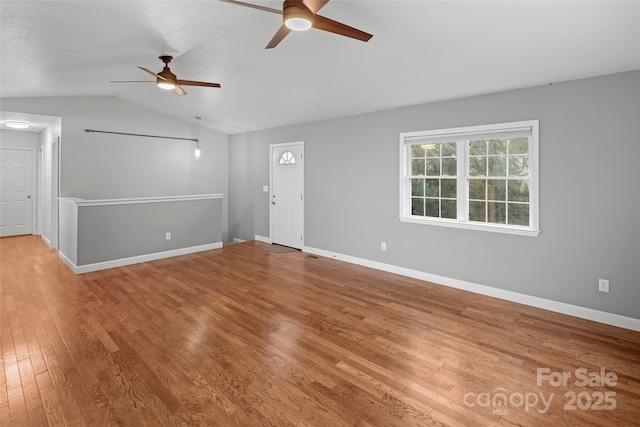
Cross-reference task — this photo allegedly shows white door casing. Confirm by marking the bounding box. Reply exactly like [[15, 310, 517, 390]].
[[51, 138, 59, 249], [270, 142, 304, 249], [0, 148, 35, 237]]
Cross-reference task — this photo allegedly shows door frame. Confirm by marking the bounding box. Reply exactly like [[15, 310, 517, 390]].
[[39, 145, 43, 236], [269, 141, 304, 248], [0, 147, 37, 236], [39, 136, 60, 249], [51, 137, 59, 249]]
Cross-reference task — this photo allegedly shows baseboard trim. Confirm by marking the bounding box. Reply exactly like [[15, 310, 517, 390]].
[[59, 242, 223, 274], [302, 245, 640, 332], [41, 235, 53, 249], [255, 235, 271, 244]]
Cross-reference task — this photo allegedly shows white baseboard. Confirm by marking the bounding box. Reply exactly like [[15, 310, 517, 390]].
[[59, 242, 223, 274], [41, 235, 53, 249], [233, 238, 247, 243], [302, 245, 640, 332], [255, 235, 271, 244]]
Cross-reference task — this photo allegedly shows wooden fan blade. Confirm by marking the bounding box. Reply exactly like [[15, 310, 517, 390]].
[[110, 80, 155, 83], [218, 0, 282, 14], [302, 0, 329, 14], [176, 80, 221, 88], [266, 24, 292, 49], [312, 14, 372, 42], [173, 85, 187, 96], [138, 66, 164, 80]]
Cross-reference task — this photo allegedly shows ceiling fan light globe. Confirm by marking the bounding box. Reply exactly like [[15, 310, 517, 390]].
[[157, 81, 176, 90], [285, 17, 312, 31]]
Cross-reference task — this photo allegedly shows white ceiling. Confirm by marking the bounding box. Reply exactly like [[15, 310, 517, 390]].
[[1, 1, 639, 135]]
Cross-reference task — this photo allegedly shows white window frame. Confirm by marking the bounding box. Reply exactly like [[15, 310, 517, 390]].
[[399, 120, 540, 237]]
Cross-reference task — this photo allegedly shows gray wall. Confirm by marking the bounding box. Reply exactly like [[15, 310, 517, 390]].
[[228, 71, 640, 320], [77, 198, 222, 265], [1, 96, 230, 243]]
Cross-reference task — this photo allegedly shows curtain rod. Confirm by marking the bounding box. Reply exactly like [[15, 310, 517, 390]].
[[85, 129, 198, 142]]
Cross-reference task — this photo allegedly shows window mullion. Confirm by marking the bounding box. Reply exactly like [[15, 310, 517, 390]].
[[404, 145, 411, 217], [458, 140, 467, 223]]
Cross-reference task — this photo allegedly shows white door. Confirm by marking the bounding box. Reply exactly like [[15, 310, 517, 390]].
[[271, 142, 304, 249], [0, 148, 34, 237]]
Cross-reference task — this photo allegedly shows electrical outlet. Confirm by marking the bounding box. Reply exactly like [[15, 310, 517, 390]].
[[165, 232, 171, 240], [381, 242, 387, 251], [598, 279, 609, 293]]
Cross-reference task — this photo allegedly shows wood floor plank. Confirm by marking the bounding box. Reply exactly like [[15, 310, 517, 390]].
[[1, 235, 640, 426], [27, 404, 48, 427], [34, 370, 67, 426], [17, 358, 42, 411], [6, 384, 28, 426]]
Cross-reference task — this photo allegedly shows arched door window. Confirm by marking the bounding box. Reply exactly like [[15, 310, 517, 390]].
[[277, 150, 296, 165]]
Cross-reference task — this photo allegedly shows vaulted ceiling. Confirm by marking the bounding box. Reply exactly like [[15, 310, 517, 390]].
[[1, 1, 639, 134]]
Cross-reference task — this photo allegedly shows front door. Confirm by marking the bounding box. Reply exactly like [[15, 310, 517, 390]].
[[270, 142, 304, 249], [0, 148, 34, 237]]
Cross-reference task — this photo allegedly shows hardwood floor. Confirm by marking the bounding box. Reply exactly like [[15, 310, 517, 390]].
[[1, 235, 639, 426]]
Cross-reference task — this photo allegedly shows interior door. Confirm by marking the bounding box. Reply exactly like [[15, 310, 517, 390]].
[[0, 148, 34, 237], [271, 142, 304, 249]]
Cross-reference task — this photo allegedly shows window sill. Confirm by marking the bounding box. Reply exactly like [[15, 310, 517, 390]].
[[399, 216, 541, 237]]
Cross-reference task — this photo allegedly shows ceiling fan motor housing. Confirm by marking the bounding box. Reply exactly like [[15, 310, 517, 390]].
[[158, 67, 177, 82], [283, 0, 313, 29]]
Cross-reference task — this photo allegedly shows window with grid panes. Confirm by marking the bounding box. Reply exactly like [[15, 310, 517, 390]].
[[399, 120, 539, 236]]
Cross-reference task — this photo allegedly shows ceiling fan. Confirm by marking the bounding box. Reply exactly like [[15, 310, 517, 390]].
[[220, 0, 372, 49], [111, 56, 221, 96]]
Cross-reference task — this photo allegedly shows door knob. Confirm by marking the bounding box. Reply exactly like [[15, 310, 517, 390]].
[[27, 195, 32, 199]]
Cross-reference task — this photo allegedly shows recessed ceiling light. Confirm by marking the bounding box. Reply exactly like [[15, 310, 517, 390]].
[[5, 121, 31, 129]]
